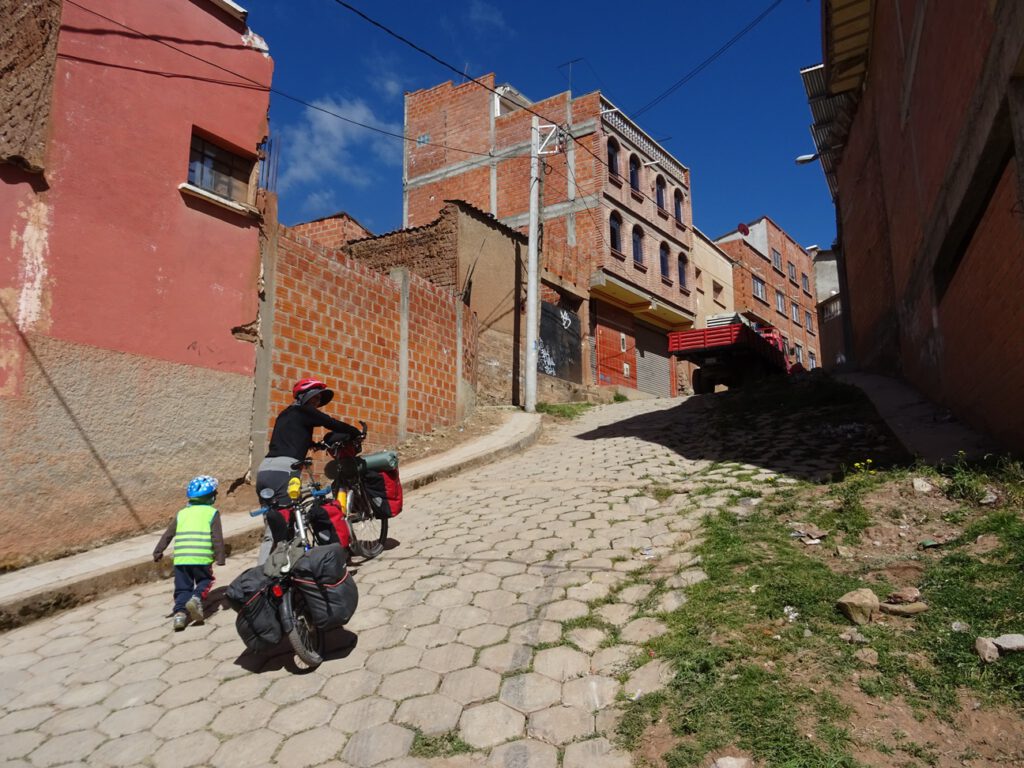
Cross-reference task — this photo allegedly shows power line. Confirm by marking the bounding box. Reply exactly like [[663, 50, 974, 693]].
[[59, 0, 494, 160], [326, 1, 702, 216], [327, 0, 784, 213], [632, 0, 786, 117]]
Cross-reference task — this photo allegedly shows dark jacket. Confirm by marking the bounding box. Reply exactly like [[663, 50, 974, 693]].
[[266, 403, 360, 460]]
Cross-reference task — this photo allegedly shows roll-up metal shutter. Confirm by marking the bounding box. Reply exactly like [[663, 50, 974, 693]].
[[634, 324, 671, 397]]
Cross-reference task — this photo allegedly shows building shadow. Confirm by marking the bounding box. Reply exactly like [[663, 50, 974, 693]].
[[574, 374, 911, 482]]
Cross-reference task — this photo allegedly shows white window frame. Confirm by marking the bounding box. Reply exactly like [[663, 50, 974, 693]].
[[752, 276, 767, 301]]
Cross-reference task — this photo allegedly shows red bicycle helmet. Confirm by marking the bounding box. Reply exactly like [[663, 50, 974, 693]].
[[292, 377, 334, 406]]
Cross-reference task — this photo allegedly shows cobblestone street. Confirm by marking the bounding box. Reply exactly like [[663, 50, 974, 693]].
[[0, 395, 887, 768]]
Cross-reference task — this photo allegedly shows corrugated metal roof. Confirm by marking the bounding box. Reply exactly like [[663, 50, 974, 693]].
[[800, 64, 844, 199]]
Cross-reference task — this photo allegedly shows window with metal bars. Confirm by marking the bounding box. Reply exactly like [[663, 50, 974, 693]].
[[188, 134, 253, 204]]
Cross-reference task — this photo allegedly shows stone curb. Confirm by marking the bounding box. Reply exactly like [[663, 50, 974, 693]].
[[0, 411, 543, 630]]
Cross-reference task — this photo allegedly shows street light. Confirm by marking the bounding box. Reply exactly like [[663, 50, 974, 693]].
[[795, 153, 819, 165]]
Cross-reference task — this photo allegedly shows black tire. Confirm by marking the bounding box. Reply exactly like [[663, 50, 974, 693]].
[[691, 369, 706, 395], [286, 593, 324, 670], [347, 485, 387, 560]]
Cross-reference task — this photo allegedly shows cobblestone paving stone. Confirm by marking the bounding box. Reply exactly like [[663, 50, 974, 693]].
[[0, 397, 809, 766]]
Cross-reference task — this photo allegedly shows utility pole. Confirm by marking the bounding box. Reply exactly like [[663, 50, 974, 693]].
[[525, 118, 560, 414], [525, 116, 541, 412]]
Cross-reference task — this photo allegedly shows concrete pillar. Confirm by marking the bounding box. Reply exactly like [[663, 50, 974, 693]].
[[390, 267, 410, 441], [250, 201, 278, 477], [455, 299, 464, 422]]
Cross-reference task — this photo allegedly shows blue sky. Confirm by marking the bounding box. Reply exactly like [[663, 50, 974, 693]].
[[244, 0, 835, 248]]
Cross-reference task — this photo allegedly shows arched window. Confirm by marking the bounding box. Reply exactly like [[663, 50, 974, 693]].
[[607, 138, 620, 179], [609, 212, 622, 253], [660, 243, 670, 278], [678, 252, 689, 288], [674, 189, 684, 222], [629, 154, 641, 192], [632, 226, 644, 265], [656, 176, 666, 210]]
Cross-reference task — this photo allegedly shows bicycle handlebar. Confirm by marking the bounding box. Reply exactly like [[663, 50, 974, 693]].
[[249, 506, 269, 517]]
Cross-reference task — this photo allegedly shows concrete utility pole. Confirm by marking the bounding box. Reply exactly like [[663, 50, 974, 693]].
[[525, 116, 541, 412]]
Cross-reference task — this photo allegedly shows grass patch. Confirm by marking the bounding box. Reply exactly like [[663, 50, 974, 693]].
[[649, 484, 676, 503], [409, 731, 474, 758], [613, 392, 629, 403], [536, 401, 594, 419], [618, 510, 864, 767], [620, 475, 1024, 766]]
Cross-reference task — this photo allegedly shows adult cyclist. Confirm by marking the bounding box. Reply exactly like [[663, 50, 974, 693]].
[[255, 378, 361, 562]]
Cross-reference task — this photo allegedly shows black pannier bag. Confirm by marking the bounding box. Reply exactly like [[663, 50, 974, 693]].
[[362, 469, 392, 520], [291, 543, 359, 630], [226, 566, 282, 652]]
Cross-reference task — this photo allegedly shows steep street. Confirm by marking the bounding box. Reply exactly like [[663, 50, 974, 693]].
[[0, 393, 890, 768]]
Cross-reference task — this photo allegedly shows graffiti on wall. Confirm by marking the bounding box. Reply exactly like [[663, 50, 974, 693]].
[[538, 301, 582, 382]]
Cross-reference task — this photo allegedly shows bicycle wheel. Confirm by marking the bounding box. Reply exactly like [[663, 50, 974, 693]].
[[286, 591, 324, 670], [347, 485, 387, 560]]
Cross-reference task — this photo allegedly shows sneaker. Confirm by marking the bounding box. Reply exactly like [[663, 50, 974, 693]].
[[185, 596, 205, 625], [172, 612, 188, 631]]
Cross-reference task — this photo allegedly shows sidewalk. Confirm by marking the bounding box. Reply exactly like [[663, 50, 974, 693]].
[[0, 410, 542, 629], [838, 372, 1001, 464]]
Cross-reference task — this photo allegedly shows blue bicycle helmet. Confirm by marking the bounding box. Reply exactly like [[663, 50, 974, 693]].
[[186, 475, 219, 499]]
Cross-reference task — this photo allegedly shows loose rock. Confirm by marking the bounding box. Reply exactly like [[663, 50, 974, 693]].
[[839, 628, 869, 644], [980, 489, 998, 505], [854, 648, 879, 666], [887, 587, 921, 604], [975, 637, 1000, 663], [879, 601, 929, 616], [912, 478, 935, 494], [992, 634, 1024, 653], [837, 588, 879, 625], [834, 545, 855, 559], [713, 758, 753, 768]]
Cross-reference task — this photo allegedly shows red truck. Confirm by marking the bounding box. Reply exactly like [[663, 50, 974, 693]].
[[668, 315, 792, 394]]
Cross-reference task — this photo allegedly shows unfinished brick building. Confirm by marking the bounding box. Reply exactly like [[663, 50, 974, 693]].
[[404, 76, 697, 397], [345, 201, 526, 405], [805, 0, 1024, 450], [716, 217, 821, 370]]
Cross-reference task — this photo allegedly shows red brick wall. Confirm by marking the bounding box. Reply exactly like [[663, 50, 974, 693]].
[[272, 228, 474, 449], [936, 162, 1024, 449], [833, 0, 1024, 448], [290, 214, 372, 251], [404, 84, 607, 291]]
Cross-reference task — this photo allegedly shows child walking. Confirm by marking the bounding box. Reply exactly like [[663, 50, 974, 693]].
[[153, 475, 227, 631]]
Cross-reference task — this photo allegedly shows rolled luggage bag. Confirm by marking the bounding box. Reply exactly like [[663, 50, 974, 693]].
[[361, 450, 399, 472]]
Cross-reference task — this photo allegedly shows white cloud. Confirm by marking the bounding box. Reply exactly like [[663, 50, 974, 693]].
[[301, 189, 339, 217], [278, 96, 402, 197], [468, 0, 506, 31], [370, 73, 404, 99]]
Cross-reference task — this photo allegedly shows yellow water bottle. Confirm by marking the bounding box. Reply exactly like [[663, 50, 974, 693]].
[[287, 476, 301, 500], [336, 489, 347, 513]]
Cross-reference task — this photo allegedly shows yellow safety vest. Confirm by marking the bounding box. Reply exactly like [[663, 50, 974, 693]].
[[173, 504, 216, 565]]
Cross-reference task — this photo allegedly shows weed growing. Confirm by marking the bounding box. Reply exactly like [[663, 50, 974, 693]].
[[409, 730, 474, 758], [535, 401, 594, 419]]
